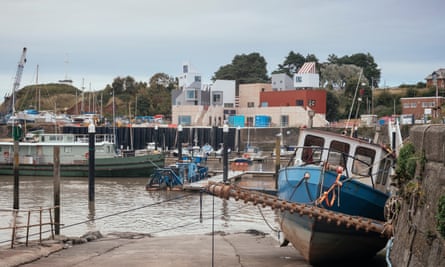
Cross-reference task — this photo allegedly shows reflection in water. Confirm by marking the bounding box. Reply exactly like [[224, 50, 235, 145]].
[[87, 201, 96, 232], [0, 176, 278, 244]]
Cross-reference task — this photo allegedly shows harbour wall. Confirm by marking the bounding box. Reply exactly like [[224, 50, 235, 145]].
[[390, 125, 445, 266], [0, 124, 301, 152]]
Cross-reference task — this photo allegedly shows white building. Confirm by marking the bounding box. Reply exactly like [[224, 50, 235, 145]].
[[271, 73, 294, 91]]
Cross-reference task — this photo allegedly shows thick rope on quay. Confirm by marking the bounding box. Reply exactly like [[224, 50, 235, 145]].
[[206, 182, 393, 238]]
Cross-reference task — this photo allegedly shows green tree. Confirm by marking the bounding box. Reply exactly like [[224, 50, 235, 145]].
[[137, 73, 174, 116], [273, 51, 319, 76], [213, 52, 269, 84], [327, 53, 380, 87], [326, 90, 340, 121], [320, 64, 362, 90], [274, 51, 305, 76]]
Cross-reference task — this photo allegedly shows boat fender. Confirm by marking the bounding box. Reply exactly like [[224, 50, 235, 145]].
[[85, 152, 89, 159], [243, 153, 249, 159], [3, 151, 9, 159]]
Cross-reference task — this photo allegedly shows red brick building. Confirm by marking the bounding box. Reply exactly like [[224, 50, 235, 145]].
[[259, 89, 327, 114], [400, 96, 444, 120], [425, 69, 445, 88]]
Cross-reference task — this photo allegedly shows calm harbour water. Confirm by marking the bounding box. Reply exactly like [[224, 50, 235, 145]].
[[0, 174, 279, 245]]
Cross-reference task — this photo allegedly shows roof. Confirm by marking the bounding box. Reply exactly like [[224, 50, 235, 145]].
[[425, 68, 445, 80], [297, 62, 317, 74]]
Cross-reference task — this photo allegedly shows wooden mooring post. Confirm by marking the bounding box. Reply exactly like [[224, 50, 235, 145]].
[[13, 140, 19, 210], [53, 146, 60, 235]]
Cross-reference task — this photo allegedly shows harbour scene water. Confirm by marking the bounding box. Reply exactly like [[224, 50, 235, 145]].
[[0, 161, 279, 246]]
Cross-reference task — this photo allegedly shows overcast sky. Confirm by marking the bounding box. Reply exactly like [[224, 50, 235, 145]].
[[1, 0, 444, 103]]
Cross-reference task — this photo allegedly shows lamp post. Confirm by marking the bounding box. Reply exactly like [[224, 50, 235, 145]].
[[154, 125, 158, 151], [178, 124, 183, 161], [223, 123, 229, 183]]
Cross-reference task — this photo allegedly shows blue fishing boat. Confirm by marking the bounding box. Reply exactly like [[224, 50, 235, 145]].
[[277, 128, 396, 265]]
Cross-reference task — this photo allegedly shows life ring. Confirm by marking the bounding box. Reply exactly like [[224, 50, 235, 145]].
[[85, 152, 89, 159], [3, 151, 9, 159]]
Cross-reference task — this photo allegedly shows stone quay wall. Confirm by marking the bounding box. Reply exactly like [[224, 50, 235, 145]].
[[391, 125, 445, 267]]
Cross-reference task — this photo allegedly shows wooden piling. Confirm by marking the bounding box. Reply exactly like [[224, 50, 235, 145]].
[[53, 146, 60, 235]]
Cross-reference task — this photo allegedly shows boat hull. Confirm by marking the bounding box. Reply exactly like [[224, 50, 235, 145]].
[[280, 211, 388, 265], [0, 153, 164, 177], [277, 165, 389, 264]]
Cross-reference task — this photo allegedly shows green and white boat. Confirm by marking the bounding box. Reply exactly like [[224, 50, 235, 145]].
[[0, 131, 164, 177]]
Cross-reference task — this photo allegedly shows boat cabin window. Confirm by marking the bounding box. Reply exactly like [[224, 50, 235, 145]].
[[44, 135, 64, 143], [64, 147, 72, 153], [302, 135, 324, 163], [377, 158, 392, 185], [327, 141, 349, 167], [352, 147, 375, 176]]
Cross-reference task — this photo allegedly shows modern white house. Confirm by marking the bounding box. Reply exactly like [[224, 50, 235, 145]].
[[171, 63, 328, 127]]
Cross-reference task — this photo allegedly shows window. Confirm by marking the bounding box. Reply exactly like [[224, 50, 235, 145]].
[[327, 141, 350, 167], [194, 76, 201, 82], [301, 135, 324, 163], [178, 115, 191, 126], [308, 100, 316, 107], [224, 103, 234, 108], [186, 90, 196, 100], [261, 102, 268, 107], [247, 102, 255, 108], [296, 100, 304, 106], [377, 158, 392, 185], [352, 147, 375, 176], [212, 93, 222, 104], [403, 103, 411, 108], [422, 101, 435, 108], [64, 146, 72, 153], [280, 115, 289, 127], [246, 117, 254, 126], [410, 103, 417, 108]]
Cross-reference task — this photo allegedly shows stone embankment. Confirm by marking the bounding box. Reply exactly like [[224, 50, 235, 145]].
[[390, 124, 445, 266]]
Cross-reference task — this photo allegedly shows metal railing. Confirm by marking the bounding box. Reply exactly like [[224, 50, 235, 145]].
[[0, 206, 58, 248]]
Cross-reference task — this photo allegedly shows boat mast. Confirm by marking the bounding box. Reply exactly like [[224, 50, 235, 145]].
[[81, 78, 85, 114], [35, 64, 40, 111]]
